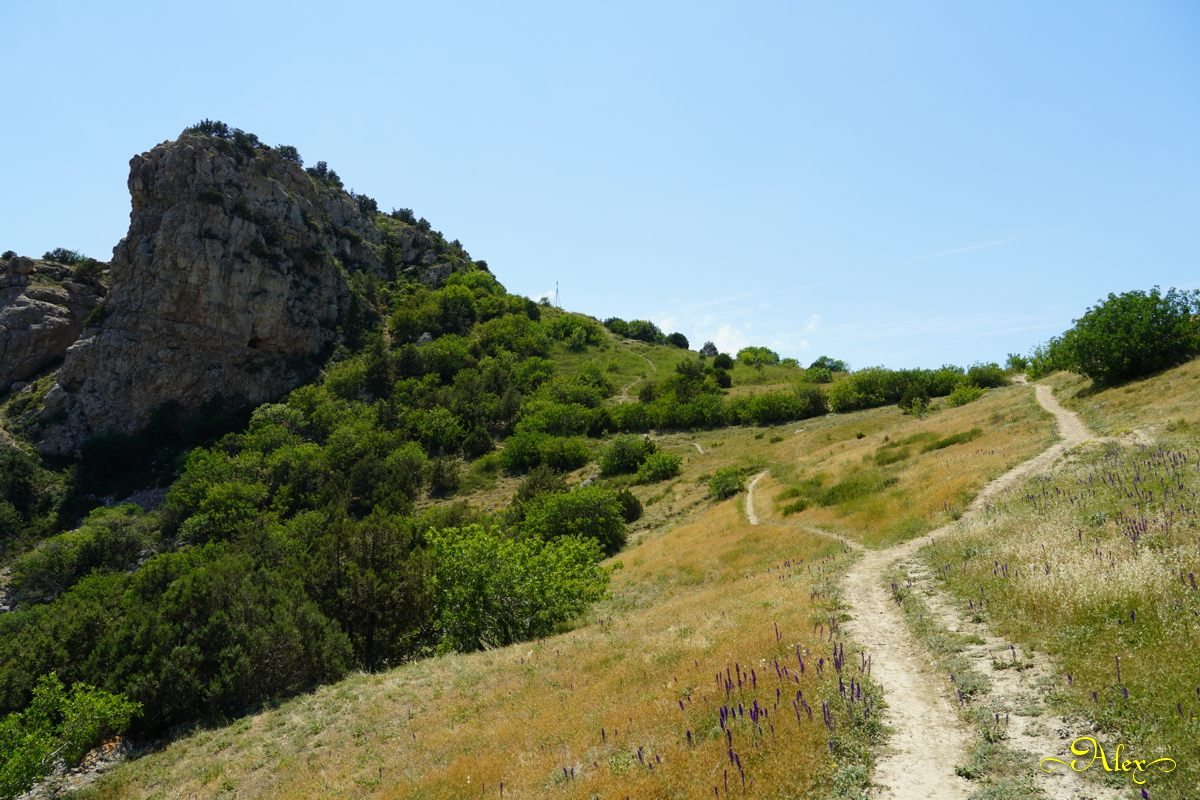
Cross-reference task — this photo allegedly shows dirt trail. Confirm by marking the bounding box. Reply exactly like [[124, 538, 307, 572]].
[[745, 381, 1108, 798], [615, 351, 658, 403], [744, 470, 768, 525]]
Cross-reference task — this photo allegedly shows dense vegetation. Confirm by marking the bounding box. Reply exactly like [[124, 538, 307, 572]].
[[1025, 286, 1200, 384]]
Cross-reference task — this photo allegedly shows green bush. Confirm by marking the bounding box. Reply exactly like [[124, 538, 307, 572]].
[[428, 525, 608, 653], [625, 320, 665, 344], [736, 346, 780, 366], [41, 248, 85, 266], [709, 468, 745, 500], [72, 258, 105, 283], [635, 452, 682, 484], [920, 427, 983, 453], [804, 365, 832, 383], [0, 673, 140, 797], [712, 353, 734, 370], [781, 499, 809, 516], [808, 356, 848, 372], [1062, 287, 1200, 385], [11, 505, 156, 606], [964, 362, 1008, 388], [666, 332, 689, 349], [818, 472, 898, 506], [946, 383, 986, 408], [614, 488, 642, 523], [599, 435, 656, 476], [520, 486, 627, 555]]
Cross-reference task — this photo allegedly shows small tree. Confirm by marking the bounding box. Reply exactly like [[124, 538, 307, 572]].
[[666, 332, 689, 349], [709, 467, 745, 500], [635, 452, 682, 484], [1061, 287, 1200, 385], [712, 353, 734, 370], [808, 355, 849, 373], [699, 341, 719, 357]]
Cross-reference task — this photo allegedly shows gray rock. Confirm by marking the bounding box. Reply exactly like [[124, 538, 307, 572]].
[[416, 331, 433, 346], [7, 256, 34, 275]]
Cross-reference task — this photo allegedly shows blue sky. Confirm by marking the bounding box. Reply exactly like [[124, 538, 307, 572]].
[[2, 1, 1197, 369]]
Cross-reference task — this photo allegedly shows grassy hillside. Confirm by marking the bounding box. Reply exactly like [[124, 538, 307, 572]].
[[68, 371, 1061, 799]]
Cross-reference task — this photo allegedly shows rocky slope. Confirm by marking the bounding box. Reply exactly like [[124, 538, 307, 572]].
[[22, 126, 478, 455], [0, 256, 105, 390]]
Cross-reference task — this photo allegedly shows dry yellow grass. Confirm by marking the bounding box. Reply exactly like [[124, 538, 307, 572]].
[[82, 501, 852, 799], [1043, 356, 1200, 436], [757, 385, 1057, 548]]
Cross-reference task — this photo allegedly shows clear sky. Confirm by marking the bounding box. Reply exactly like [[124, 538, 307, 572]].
[[3, 1, 1197, 369]]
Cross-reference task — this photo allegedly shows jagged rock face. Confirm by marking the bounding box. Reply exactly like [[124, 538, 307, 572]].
[[0, 258, 104, 389], [36, 132, 384, 454]]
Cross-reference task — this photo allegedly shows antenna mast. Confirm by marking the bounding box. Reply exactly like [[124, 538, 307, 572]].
[[555, 281, 559, 309]]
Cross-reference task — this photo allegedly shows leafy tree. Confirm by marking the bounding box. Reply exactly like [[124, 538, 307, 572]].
[[709, 468, 745, 500], [276, 144, 302, 164], [614, 489, 642, 523], [520, 487, 627, 555], [804, 365, 832, 383], [428, 525, 608, 653], [603, 317, 630, 337], [1005, 353, 1029, 371], [666, 332, 689, 349], [0, 673, 140, 797], [712, 353, 734, 370], [634, 452, 681, 484], [736, 346, 780, 366], [699, 341, 719, 357], [599, 435, 656, 476], [1059, 287, 1200, 384], [625, 320, 665, 344], [808, 356, 849, 372], [42, 248, 84, 266]]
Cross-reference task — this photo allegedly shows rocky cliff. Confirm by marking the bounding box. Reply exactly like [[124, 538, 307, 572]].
[[27, 126, 478, 454], [0, 256, 105, 390]]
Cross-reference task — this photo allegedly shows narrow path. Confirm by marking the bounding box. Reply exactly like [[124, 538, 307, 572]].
[[615, 351, 659, 403], [744, 470, 767, 525], [746, 382, 1101, 799]]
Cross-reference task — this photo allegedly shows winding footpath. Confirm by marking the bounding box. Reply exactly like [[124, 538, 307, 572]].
[[745, 382, 1121, 800]]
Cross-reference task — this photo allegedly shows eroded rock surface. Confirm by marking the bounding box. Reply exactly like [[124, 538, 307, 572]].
[[29, 126, 486, 455], [0, 257, 104, 389]]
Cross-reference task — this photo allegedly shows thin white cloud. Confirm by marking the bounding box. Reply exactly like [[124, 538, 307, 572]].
[[712, 325, 748, 354], [800, 340, 810, 349], [805, 315, 820, 332]]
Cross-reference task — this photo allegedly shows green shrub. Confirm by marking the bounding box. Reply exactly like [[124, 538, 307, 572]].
[[519, 486, 627, 555], [11, 505, 156, 605], [946, 383, 986, 407], [625, 320, 665, 344], [964, 362, 1008, 388], [736, 346, 780, 366], [1062, 287, 1200, 385], [808, 356, 849, 372], [614, 488, 642, 522], [635, 452, 682, 484], [818, 472, 898, 506], [72, 258, 105, 283], [0, 673, 140, 797], [874, 446, 912, 466], [712, 353, 734, 370], [666, 332, 689, 349], [781, 499, 809, 516], [709, 467, 745, 500], [425, 457, 460, 495], [599, 435, 656, 476], [41, 248, 84, 266], [804, 365, 832, 383], [428, 525, 608, 653], [920, 427, 983, 453]]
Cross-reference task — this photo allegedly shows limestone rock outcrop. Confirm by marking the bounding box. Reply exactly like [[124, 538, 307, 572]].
[[0, 257, 105, 390], [34, 131, 382, 454]]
